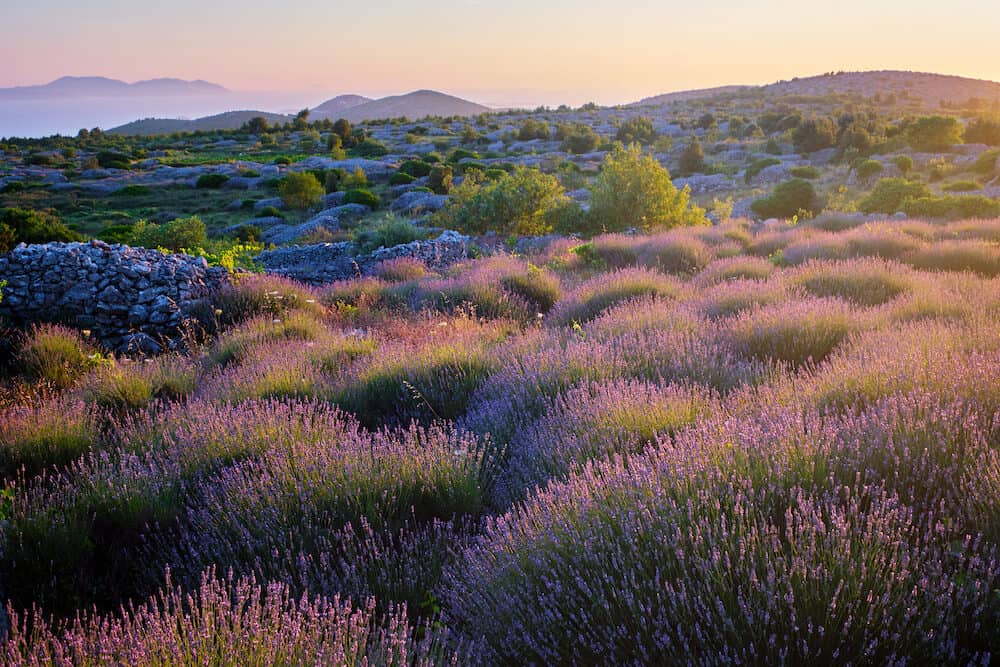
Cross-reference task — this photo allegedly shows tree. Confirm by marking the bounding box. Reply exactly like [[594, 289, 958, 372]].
[[615, 116, 657, 145], [518, 119, 550, 141], [677, 138, 705, 176], [891, 155, 914, 175], [557, 123, 601, 154], [131, 216, 207, 252], [905, 115, 964, 151], [279, 172, 325, 210], [428, 165, 453, 194], [245, 116, 270, 134], [964, 116, 1000, 146], [859, 178, 932, 214], [792, 117, 837, 153], [293, 109, 311, 131], [333, 118, 352, 142], [588, 143, 707, 233], [327, 133, 346, 159], [750, 179, 820, 219], [433, 167, 570, 236]]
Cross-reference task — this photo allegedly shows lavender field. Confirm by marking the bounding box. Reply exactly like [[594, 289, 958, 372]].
[[3, 215, 1000, 664]]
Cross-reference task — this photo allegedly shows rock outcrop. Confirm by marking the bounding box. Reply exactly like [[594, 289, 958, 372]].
[[0, 241, 228, 351]]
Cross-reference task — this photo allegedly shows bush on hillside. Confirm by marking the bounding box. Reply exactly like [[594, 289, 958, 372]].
[[750, 179, 820, 219], [279, 172, 325, 210], [0, 207, 81, 252]]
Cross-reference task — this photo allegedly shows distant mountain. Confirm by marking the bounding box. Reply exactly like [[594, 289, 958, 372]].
[[633, 71, 1000, 108], [0, 76, 228, 100], [109, 110, 290, 135], [311, 94, 372, 119], [336, 90, 489, 122]]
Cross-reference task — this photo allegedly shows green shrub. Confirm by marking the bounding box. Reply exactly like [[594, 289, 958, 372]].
[[854, 159, 883, 182], [399, 160, 432, 178], [354, 218, 426, 253], [256, 206, 283, 219], [789, 166, 820, 179], [434, 167, 569, 236], [112, 185, 150, 197], [428, 165, 453, 194], [891, 155, 914, 175], [965, 116, 1000, 146], [0, 208, 82, 252], [615, 117, 657, 145], [97, 223, 136, 244], [905, 115, 964, 151], [901, 195, 1000, 219], [278, 172, 324, 210], [447, 148, 480, 163], [518, 119, 550, 141], [389, 171, 416, 186], [19, 324, 96, 389], [942, 180, 981, 192], [343, 188, 379, 210], [589, 144, 707, 232], [792, 117, 837, 153], [676, 138, 705, 176], [196, 173, 229, 189], [558, 124, 602, 154], [235, 224, 262, 243], [859, 178, 932, 214], [353, 139, 389, 158], [750, 179, 820, 219], [745, 158, 781, 184], [131, 216, 207, 252], [96, 151, 131, 169]]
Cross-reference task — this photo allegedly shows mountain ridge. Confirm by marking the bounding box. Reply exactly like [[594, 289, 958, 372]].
[[0, 76, 228, 99]]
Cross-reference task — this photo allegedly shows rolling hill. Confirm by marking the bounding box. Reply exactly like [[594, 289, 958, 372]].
[[0, 76, 227, 99], [109, 110, 291, 135], [311, 94, 372, 119], [634, 71, 1000, 108], [336, 90, 489, 122]]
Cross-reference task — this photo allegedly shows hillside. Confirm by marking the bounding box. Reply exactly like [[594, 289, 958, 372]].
[[311, 94, 372, 119], [337, 90, 489, 122], [0, 76, 227, 99], [109, 110, 290, 135], [635, 70, 1000, 108]]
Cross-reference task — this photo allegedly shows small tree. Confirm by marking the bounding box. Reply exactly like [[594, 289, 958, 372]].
[[333, 118, 352, 142], [279, 172, 325, 210], [327, 134, 346, 159], [905, 115, 964, 151], [588, 144, 707, 233], [0, 208, 81, 252], [615, 117, 657, 145], [433, 167, 569, 236], [792, 117, 837, 153], [854, 159, 884, 183], [750, 179, 820, 219], [245, 116, 269, 134], [677, 138, 706, 176], [292, 109, 311, 131], [891, 155, 914, 175], [429, 165, 453, 194]]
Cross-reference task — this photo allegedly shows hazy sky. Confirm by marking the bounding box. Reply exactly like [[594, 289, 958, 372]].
[[4, 0, 1000, 106]]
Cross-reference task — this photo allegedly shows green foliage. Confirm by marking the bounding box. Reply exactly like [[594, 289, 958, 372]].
[[972, 148, 1000, 175], [588, 144, 707, 233], [399, 160, 433, 178], [433, 167, 569, 236], [448, 148, 480, 164], [428, 165, 453, 195], [615, 117, 657, 145], [965, 116, 1000, 146], [854, 159, 884, 182], [792, 117, 837, 153], [96, 151, 131, 169], [905, 115, 964, 151], [745, 158, 781, 183], [901, 195, 1000, 219], [112, 184, 150, 197], [354, 218, 428, 253], [195, 173, 229, 189], [751, 179, 820, 219], [518, 119, 550, 141], [353, 138, 389, 158], [343, 188, 380, 210], [278, 172, 325, 210], [256, 206, 283, 219], [942, 180, 981, 192], [891, 155, 914, 175], [97, 224, 136, 244], [859, 178, 932, 214], [342, 167, 368, 189], [19, 324, 97, 389], [557, 123, 601, 154], [789, 166, 821, 179], [677, 138, 705, 176], [390, 171, 417, 186], [332, 118, 352, 141], [131, 216, 207, 253], [0, 208, 81, 252]]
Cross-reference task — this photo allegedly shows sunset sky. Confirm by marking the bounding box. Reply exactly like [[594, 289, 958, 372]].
[[4, 0, 1000, 106]]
